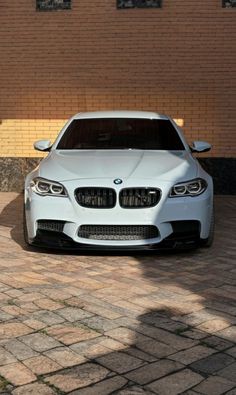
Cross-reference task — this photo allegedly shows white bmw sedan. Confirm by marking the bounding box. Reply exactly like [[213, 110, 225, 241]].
[[24, 111, 214, 251]]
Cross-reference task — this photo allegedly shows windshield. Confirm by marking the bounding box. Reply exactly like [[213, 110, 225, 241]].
[[57, 118, 185, 150]]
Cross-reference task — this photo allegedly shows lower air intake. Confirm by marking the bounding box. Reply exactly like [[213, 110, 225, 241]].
[[37, 220, 65, 233], [78, 225, 159, 241]]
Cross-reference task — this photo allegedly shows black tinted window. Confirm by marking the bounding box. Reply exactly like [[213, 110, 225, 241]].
[[57, 118, 185, 150]]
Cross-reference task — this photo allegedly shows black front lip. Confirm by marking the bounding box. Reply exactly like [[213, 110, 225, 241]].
[[30, 229, 200, 251]]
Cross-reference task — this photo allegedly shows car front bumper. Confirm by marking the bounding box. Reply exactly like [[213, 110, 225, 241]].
[[25, 179, 213, 250]]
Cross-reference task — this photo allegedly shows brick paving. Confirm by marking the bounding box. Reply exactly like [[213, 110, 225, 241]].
[[0, 192, 235, 395]]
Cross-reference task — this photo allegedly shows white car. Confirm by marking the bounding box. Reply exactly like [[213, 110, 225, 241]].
[[24, 111, 214, 251]]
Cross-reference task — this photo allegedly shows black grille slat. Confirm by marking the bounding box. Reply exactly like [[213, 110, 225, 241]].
[[75, 187, 161, 208], [75, 187, 116, 208], [78, 225, 159, 240], [120, 188, 161, 208]]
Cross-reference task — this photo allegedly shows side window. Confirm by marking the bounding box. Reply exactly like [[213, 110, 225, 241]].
[[36, 0, 71, 11], [117, 0, 162, 9]]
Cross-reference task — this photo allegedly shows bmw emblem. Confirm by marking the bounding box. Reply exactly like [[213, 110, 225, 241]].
[[114, 178, 123, 185]]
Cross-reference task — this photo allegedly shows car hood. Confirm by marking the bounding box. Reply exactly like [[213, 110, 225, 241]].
[[38, 150, 197, 182]]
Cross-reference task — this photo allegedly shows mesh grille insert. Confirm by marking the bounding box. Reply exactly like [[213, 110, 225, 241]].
[[37, 220, 65, 232], [75, 188, 116, 208], [120, 188, 161, 208], [78, 225, 159, 240]]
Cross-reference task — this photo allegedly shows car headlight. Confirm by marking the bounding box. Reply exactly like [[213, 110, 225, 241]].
[[30, 177, 68, 197], [169, 178, 207, 197]]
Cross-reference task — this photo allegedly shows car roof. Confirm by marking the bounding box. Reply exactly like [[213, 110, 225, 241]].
[[71, 110, 169, 120]]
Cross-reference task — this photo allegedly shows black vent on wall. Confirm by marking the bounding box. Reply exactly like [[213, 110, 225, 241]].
[[36, 0, 71, 11], [117, 0, 162, 9], [223, 0, 236, 6]]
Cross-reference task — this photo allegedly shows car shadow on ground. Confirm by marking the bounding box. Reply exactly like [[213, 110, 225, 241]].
[[0, 193, 27, 249], [0, 193, 235, 393]]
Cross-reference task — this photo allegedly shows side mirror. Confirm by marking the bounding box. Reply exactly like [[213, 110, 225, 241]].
[[34, 140, 51, 152], [190, 141, 212, 153]]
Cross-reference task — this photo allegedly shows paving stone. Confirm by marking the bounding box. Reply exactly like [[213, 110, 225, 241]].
[[40, 288, 72, 300], [204, 301, 236, 318], [111, 299, 146, 315], [19, 302, 40, 313], [0, 323, 32, 339], [174, 329, 207, 341], [80, 343, 111, 359], [46, 325, 101, 345], [69, 335, 108, 354], [56, 307, 93, 322], [0, 310, 13, 321], [136, 339, 176, 358], [4, 339, 38, 360], [99, 337, 127, 351], [17, 293, 45, 302], [202, 336, 234, 351], [65, 297, 91, 309], [44, 346, 87, 367], [124, 323, 198, 351], [45, 362, 110, 392], [34, 298, 64, 310], [113, 316, 141, 329], [226, 390, 236, 395], [147, 368, 204, 395], [23, 355, 61, 374], [0, 293, 10, 302], [70, 337, 110, 357], [0, 362, 37, 385], [19, 333, 61, 352], [32, 310, 65, 325], [193, 376, 235, 395], [139, 311, 188, 332], [216, 327, 236, 342], [217, 363, 236, 383], [96, 351, 144, 374], [22, 319, 47, 330], [226, 346, 236, 358], [1, 305, 27, 317], [83, 303, 123, 319], [68, 376, 127, 395], [190, 353, 235, 374], [125, 347, 157, 363], [43, 272, 75, 283], [196, 319, 231, 333], [64, 286, 86, 297], [125, 359, 183, 385], [116, 386, 156, 394], [12, 383, 56, 395], [82, 316, 121, 332], [0, 346, 17, 365], [169, 345, 216, 365], [105, 327, 149, 346], [172, 309, 221, 327], [5, 289, 24, 298]]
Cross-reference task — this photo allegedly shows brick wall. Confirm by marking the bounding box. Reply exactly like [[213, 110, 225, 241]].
[[0, 0, 236, 158]]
